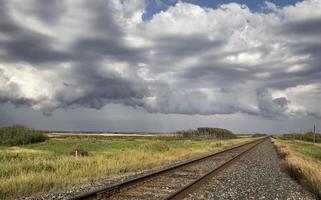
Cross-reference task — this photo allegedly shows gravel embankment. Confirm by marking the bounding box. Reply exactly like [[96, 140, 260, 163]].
[[186, 139, 315, 200]]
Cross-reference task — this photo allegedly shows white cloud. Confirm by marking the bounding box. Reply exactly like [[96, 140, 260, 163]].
[[0, 0, 321, 119]]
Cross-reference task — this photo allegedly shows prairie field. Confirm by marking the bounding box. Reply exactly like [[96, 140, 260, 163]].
[[0, 134, 251, 199], [273, 139, 321, 198]]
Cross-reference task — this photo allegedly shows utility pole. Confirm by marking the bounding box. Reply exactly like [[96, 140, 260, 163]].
[[314, 124, 316, 143]]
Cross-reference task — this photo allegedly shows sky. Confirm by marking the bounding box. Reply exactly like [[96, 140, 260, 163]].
[[0, 0, 321, 133]]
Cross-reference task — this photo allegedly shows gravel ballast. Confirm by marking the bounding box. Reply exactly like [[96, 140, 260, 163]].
[[186, 139, 315, 200]]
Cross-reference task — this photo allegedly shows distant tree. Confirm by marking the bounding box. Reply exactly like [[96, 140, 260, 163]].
[[252, 133, 267, 137], [176, 127, 235, 139], [281, 132, 321, 143]]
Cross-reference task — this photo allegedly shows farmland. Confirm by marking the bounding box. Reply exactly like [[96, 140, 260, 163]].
[[0, 133, 251, 199]]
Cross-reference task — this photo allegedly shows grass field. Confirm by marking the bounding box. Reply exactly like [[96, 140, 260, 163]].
[[0, 134, 251, 199], [280, 140, 321, 160], [273, 139, 321, 198]]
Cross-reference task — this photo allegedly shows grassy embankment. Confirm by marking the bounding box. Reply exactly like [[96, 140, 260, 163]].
[[0, 132, 252, 199], [273, 139, 321, 198]]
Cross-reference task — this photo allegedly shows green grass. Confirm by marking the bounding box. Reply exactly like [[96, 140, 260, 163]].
[[273, 139, 321, 198], [279, 140, 321, 161], [0, 134, 251, 199]]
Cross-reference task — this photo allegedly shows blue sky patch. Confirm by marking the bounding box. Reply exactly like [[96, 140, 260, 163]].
[[142, 0, 302, 20]]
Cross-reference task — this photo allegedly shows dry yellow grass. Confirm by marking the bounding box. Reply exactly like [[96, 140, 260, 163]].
[[0, 136, 252, 199], [273, 139, 321, 198]]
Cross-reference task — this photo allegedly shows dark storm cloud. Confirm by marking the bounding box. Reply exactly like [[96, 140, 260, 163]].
[[281, 18, 321, 36], [259, 42, 321, 92], [143, 86, 247, 115], [25, 0, 66, 24], [273, 97, 290, 108], [290, 42, 321, 58], [154, 34, 224, 57], [0, 0, 149, 115], [257, 90, 289, 119], [0, 2, 70, 63], [179, 62, 252, 87], [83, 1, 124, 36], [0, 71, 34, 107], [54, 67, 149, 109], [261, 64, 321, 91], [0, 38, 70, 63], [0, 0, 136, 64], [1, 0, 321, 120], [72, 37, 146, 63]]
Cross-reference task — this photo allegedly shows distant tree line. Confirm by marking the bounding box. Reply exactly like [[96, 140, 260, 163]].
[[281, 132, 321, 143], [176, 127, 235, 139], [237, 133, 252, 137], [0, 125, 48, 146], [252, 133, 267, 137]]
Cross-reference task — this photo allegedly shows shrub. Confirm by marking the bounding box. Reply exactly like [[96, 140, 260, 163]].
[[69, 146, 90, 157], [0, 125, 48, 146]]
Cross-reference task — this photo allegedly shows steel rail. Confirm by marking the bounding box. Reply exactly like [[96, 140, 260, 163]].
[[72, 137, 268, 200], [163, 137, 267, 200]]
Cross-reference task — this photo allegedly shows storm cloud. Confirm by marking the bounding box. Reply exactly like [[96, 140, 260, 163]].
[[1, 0, 321, 120]]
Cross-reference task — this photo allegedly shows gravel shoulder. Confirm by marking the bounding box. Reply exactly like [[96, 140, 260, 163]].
[[186, 139, 315, 200]]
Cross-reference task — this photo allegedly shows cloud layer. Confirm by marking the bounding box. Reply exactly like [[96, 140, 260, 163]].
[[0, 0, 321, 119]]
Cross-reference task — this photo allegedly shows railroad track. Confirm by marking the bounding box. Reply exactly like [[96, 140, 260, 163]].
[[72, 137, 268, 200]]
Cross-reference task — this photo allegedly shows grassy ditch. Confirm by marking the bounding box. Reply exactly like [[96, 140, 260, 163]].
[[273, 139, 321, 198], [0, 135, 251, 199]]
